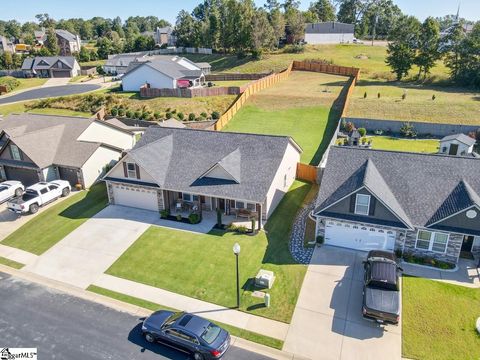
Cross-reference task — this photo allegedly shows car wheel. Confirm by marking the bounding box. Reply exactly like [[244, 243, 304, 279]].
[[29, 204, 39, 214], [144, 333, 155, 343], [61, 188, 70, 197], [14, 188, 23, 197], [193, 352, 204, 360]]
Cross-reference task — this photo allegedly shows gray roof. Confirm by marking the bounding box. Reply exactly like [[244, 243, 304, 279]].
[[22, 56, 77, 71], [105, 54, 146, 67], [440, 133, 476, 146], [55, 29, 78, 42], [125, 59, 203, 80], [315, 147, 480, 228], [157, 26, 173, 34], [305, 22, 354, 34], [159, 119, 186, 128], [196, 62, 212, 68], [0, 114, 104, 169], [116, 127, 302, 202]]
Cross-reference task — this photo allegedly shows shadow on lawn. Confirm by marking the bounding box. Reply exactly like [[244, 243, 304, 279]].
[[59, 183, 108, 220]]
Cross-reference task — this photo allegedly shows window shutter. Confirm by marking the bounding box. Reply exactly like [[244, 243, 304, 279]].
[[135, 164, 141, 179], [369, 197, 376, 216], [349, 194, 356, 213], [122, 162, 127, 177]]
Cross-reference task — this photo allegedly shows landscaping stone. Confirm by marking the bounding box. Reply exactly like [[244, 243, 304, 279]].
[[289, 200, 316, 265]]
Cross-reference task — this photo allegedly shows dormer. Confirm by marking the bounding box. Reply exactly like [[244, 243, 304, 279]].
[[199, 148, 241, 183]]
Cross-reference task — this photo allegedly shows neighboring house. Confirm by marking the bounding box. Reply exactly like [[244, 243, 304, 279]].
[[104, 53, 148, 75], [0, 114, 136, 188], [34, 29, 81, 56], [21, 56, 81, 78], [0, 35, 15, 53], [104, 127, 302, 226], [155, 26, 176, 46], [313, 146, 480, 264], [122, 58, 206, 91], [439, 133, 476, 157], [304, 22, 355, 44]]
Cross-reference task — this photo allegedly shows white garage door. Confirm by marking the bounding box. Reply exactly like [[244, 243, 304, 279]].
[[112, 184, 159, 212], [324, 221, 395, 251]]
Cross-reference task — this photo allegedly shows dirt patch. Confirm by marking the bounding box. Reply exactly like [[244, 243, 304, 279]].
[[355, 54, 370, 60]]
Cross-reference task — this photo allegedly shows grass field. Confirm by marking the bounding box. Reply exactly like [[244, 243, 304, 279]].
[[0, 76, 47, 93], [348, 81, 480, 124], [402, 276, 480, 360], [222, 71, 348, 165], [2, 184, 108, 255], [370, 136, 439, 153], [0, 101, 92, 117], [106, 180, 312, 323]]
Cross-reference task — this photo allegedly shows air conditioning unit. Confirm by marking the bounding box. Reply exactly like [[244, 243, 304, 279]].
[[255, 269, 275, 289]]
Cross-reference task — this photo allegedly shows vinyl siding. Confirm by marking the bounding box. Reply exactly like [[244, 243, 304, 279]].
[[81, 146, 122, 188], [122, 65, 176, 91], [77, 121, 135, 150]]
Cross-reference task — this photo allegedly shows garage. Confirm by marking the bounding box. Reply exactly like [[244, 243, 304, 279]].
[[112, 184, 159, 212], [58, 167, 80, 187], [3, 166, 39, 186], [324, 220, 396, 251], [52, 70, 71, 78]]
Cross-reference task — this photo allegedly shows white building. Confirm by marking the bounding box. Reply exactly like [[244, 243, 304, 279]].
[[304, 22, 355, 44]]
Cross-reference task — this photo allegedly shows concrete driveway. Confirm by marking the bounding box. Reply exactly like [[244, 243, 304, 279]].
[[0, 84, 101, 105], [23, 205, 157, 289], [283, 246, 401, 360]]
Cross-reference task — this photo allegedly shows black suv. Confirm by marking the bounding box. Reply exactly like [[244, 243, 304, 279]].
[[142, 311, 231, 360], [362, 250, 403, 325]]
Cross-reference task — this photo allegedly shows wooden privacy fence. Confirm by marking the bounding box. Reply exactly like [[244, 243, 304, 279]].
[[214, 63, 293, 130], [292, 60, 360, 77], [296, 163, 318, 183], [0, 85, 7, 95], [205, 72, 272, 81], [140, 85, 247, 98]]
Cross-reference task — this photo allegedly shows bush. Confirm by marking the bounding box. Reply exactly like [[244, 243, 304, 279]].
[[118, 108, 125, 117], [110, 107, 118, 116], [134, 110, 142, 119], [188, 113, 196, 121], [176, 214, 182, 221], [316, 235, 324, 244], [171, 109, 177, 114], [166, 112, 173, 119], [153, 111, 161, 120], [211, 111, 220, 120], [358, 128, 366, 137], [141, 111, 150, 120], [283, 44, 305, 54], [400, 122, 417, 138], [177, 112, 184, 120], [126, 110, 134, 118], [200, 112, 208, 119], [364, 91, 367, 98], [189, 213, 201, 224], [0, 77, 21, 92], [160, 209, 170, 219], [345, 121, 355, 133], [237, 226, 248, 234]]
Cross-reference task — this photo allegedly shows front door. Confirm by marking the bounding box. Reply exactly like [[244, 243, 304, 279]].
[[218, 198, 225, 213], [460, 235, 474, 259], [449, 144, 459, 155]]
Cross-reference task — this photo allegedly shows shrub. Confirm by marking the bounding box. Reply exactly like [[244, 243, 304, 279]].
[[237, 226, 248, 234], [188, 113, 196, 121], [400, 122, 417, 138], [160, 209, 170, 219], [200, 112, 208, 119], [166, 112, 173, 119], [153, 111, 161, 120], [402, 91, 407, 100], [0, 77, 21, 92], [110, 107, 118, 116], [364, 91, 367, 99], [126, 110, 134, 118], [432, 94, 436, 101], [134, 110, 142, 119], [361, 137, 367, 144], [345, 121, 355, 133], [377, 92, 381, 99], [211, 111, 220, 120], [171, 109, 177, 114], [177, 112, 184, 120], [358, 128, 366, 137], [176, 214, 182, 221], [189, 213, 201, 224], [141, 111, 150, 120], [118, 108, 125, 117], [316, 235, 324, 244]]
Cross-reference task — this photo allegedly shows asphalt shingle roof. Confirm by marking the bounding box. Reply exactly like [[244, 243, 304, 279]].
[[305, 22, 354, 34], [440, 133, 476, 146], [124, 127, 301, 203], [21, 56, 76, 71], [315, 146, 480, 228]]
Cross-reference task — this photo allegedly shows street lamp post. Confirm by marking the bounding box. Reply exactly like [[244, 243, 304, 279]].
[[233, 243, 241, 309]]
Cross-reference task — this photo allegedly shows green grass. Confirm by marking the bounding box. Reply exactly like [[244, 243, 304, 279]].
[[2, 183, 108, 255], [213, 80, 252, 87], [0, 76, 47, 93], [369, 136, 439, 153], [87, 285, 283, 349], [0, 101, 92, 117], [106, 180, 312, 323], [402, 276, 480, 360], [0, 256, 24, 269], [348, 81, 480, 124], [222, 71, 347, 165], [69, 75, 88, 83], [79, 60, 106, 67]]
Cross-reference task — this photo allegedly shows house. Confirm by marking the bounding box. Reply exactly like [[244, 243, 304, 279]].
[[439, 133, 476, 156], [313, 146, 480, 264], [304, 22, 355, 44], [121, 58, 206, 91], [21, 56, 81, 78], [155, 26, 176, 46], [0, 35, 15, 53], [104, 127, 302, 226], [104, 53, 148, 75], [34, 29, 81, 56], [0, 114, 136, 188]]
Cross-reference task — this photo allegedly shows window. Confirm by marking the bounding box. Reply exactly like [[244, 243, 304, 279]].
[[415, 230, 449, 253], [48, 185, 58, 191], [355, 194, 370, 215], [247, 203, 256, 211], [182, 193, 198, 202], [235, 201, 245, 209], [126, 163, 137, 178], [40, 188, 48, 194], [10, 144, 21, 161], [235, 201, 255, 211]]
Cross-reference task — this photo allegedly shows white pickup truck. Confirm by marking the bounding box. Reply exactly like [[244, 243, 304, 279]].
[[0, 181, 25, 203], [7, 180, 71, 214]]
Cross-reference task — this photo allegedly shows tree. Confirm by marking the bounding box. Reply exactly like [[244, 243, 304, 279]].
[[441, 22, 466, 80], [269, 9, 286, 47], [283, 0, 300, 11], [251, 9, 276, 58], [2, 51, 13, 69], [79, 46, 91, 62], [357, 0, 403, 40], [45, 27, 59, 55], [455, 23, 480, 87], [96, 37, 114, 59], [309, 0, 336, 22], [414, 17, 440, 79], [264, 0, 281, 11], [285, 8, 304, 44]]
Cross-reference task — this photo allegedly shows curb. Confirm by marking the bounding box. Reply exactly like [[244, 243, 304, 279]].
[[0, 264, 306, 360]]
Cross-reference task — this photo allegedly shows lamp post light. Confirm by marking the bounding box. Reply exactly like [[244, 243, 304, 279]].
[[233, 242, 241, 309]]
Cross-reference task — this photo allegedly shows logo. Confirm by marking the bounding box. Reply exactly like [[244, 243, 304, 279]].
[[0, 348, 37, 360]]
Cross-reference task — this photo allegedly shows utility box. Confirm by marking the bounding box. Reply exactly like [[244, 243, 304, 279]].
[[255, 269, 275, 289], [264, 293, 271, 307]]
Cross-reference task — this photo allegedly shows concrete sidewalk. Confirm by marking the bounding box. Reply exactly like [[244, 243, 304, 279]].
[[93, 273, 289, 341], [0, 244, 38, 265]]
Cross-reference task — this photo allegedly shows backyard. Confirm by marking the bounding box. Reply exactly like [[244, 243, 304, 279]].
[[106, 180, 314, 323], [369, 136, 439, 153], [402, 276, 480, 360], [221, 71, 349, 165], [1, 183, 108, 255]]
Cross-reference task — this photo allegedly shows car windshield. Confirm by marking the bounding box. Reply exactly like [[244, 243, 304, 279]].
[[22, 191, 37, 201], [162, 312, 185, 328], [200, 323, 221, 344]]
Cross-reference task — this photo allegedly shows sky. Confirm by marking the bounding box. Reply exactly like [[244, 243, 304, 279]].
[[1, 0, 479, 24]]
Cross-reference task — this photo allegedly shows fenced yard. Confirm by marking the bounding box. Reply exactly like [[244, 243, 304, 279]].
[[221, 71, 349, 165]]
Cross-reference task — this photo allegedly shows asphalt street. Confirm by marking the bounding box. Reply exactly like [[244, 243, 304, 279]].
[[0, 84, 101, 105], [0, 272, 274, 360]]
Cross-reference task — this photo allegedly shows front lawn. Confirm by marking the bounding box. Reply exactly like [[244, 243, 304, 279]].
[[0, 256, 24, 269], [106, 180, 312, 323], [402, 276, 480, 360], [222, 71, 348, 165], [370, 136, 439, 153], [0, 101, 92, 117], [2, 183, 108, 255]]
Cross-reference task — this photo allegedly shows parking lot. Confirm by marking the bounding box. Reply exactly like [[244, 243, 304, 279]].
[[283, 246, 401, 360]]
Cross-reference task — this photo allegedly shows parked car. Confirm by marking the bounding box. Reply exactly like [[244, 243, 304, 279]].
[[142, 311, 231, 360], [7, 180, 71, 214], [0, 181, 24, 204], [362, 250, 402, 325]]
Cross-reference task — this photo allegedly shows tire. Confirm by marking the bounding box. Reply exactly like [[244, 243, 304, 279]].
[[193, 353, 204, 360], [29, 203, 39, 214], [61, 187, 70, 197], [14, 188, 23, 197], [144, 333, 155, 343]]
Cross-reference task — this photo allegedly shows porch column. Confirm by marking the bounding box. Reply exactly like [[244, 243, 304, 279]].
[[257, 203, 262, 230]]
